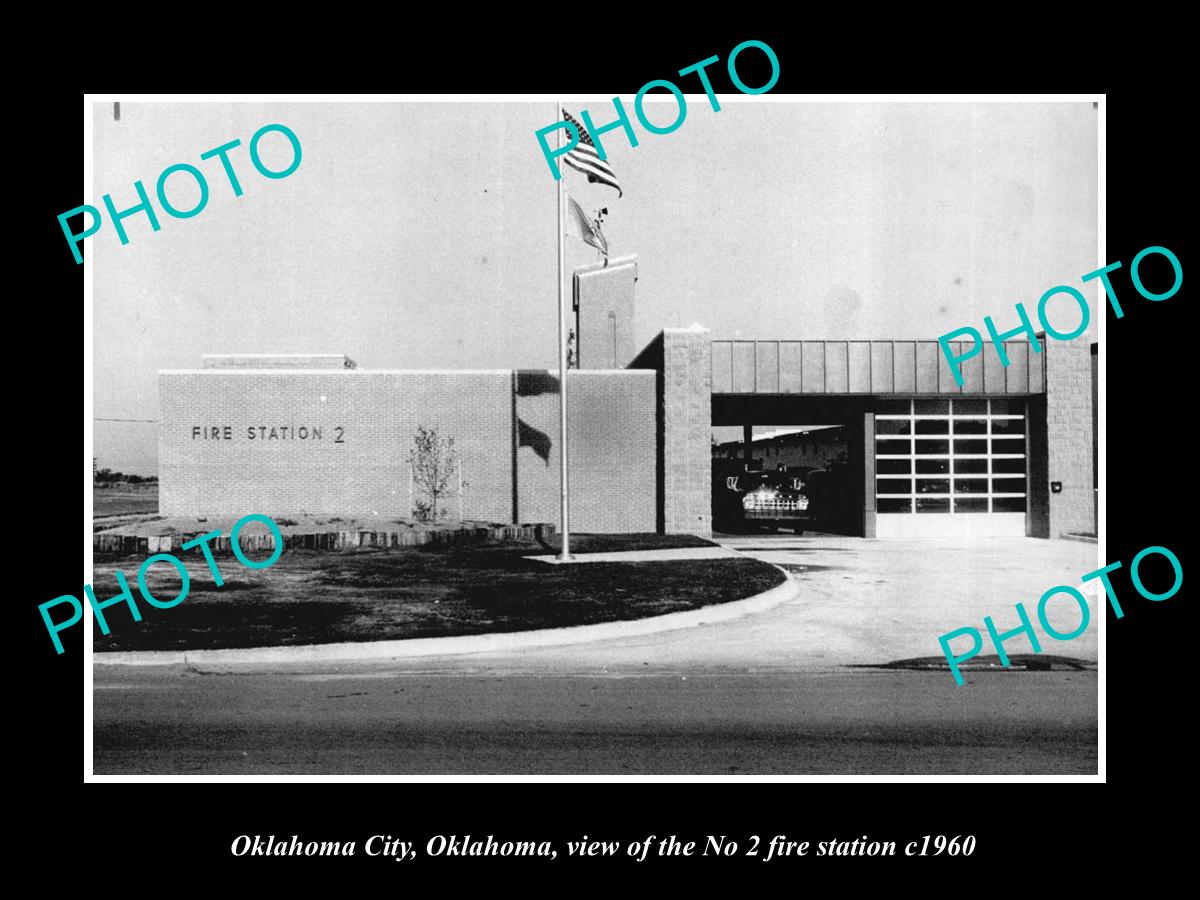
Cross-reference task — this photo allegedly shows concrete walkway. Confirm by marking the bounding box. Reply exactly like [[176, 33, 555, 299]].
[[701, 533, 1102, 668], [371, 534, 1096, 676], [525, 546, 743, 564]]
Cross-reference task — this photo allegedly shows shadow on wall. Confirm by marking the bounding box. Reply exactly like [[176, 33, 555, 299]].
[[518, 420, 551, 464], [516, 371, 559, 396], [516, 370, 558, 466]]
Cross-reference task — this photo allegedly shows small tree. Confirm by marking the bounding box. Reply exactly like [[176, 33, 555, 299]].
[[409, 425, 459, 522]]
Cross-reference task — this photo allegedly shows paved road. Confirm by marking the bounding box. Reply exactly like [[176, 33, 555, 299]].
[[94, 666, 1095, 774], [92, 534, 1099, 775]]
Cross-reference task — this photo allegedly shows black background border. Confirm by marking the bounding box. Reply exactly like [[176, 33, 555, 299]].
[[23, 28, 1188, 883]]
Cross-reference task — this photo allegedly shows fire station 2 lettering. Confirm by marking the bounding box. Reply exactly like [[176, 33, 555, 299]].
[[190, 425, 345, 443]]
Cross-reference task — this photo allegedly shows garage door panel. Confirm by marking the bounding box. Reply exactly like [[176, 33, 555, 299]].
[[874, 398, 1028, 536]]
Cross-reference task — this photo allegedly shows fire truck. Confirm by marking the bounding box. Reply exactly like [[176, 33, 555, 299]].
[[712, 459, 821, 534]]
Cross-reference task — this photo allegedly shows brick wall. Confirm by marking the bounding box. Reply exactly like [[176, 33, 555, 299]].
[[1044, 340, 1095, 536], [574, 257, 637, 370], [631, 329, 712, 537], [160, 371, 514, 520], [515, 370, 656, 532], [160, 367, 655, 532]]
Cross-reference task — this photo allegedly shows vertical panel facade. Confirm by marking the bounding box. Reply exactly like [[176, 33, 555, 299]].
[[848, 342, 872, 393], [802, 342, 826, 392], [731, 342, 756, 393], [890, 341, 914, 393], [779, 342, 803, 392], [826, 342, 849, 393], [756, 342, 780, 393], [870, 342, 894, 393]]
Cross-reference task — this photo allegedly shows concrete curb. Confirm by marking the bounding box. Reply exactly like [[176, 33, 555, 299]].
[[93, 566, 797, 667], [526, 546, 743, 564]]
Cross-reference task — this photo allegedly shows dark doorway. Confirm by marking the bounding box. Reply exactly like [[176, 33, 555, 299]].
[[712, 395, 873, 537]]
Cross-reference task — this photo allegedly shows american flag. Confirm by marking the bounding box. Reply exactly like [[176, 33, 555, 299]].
[[561, 110, 623, 197]]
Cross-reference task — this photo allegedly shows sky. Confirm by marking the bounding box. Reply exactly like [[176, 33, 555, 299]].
[[91, 100, 1097, 473]]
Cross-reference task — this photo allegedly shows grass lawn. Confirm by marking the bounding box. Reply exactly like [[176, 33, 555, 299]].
[[93, 534, 783, 652], [94, 483, 158, 517]]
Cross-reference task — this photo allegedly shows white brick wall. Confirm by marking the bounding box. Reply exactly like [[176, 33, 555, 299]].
[[1045, 342, 1095, 536], [662, 331, 712, 537]]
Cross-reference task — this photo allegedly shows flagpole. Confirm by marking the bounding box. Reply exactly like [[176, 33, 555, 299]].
[[556, 101, 571, 562]]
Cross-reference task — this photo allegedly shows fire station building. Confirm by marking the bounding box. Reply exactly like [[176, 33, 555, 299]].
[[159, 255, 1095, 540]]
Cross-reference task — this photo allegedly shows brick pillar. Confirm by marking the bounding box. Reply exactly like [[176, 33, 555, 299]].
[[662, 328, 712, 537], [1044, 339, 1095, 537], [860, 411, 876, 538]]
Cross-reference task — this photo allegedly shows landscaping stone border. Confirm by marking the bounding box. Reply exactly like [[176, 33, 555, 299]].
[[93, 523, 555, 556]]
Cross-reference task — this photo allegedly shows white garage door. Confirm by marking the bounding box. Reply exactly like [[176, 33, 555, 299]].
[[874, 398, 1027, 538]]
